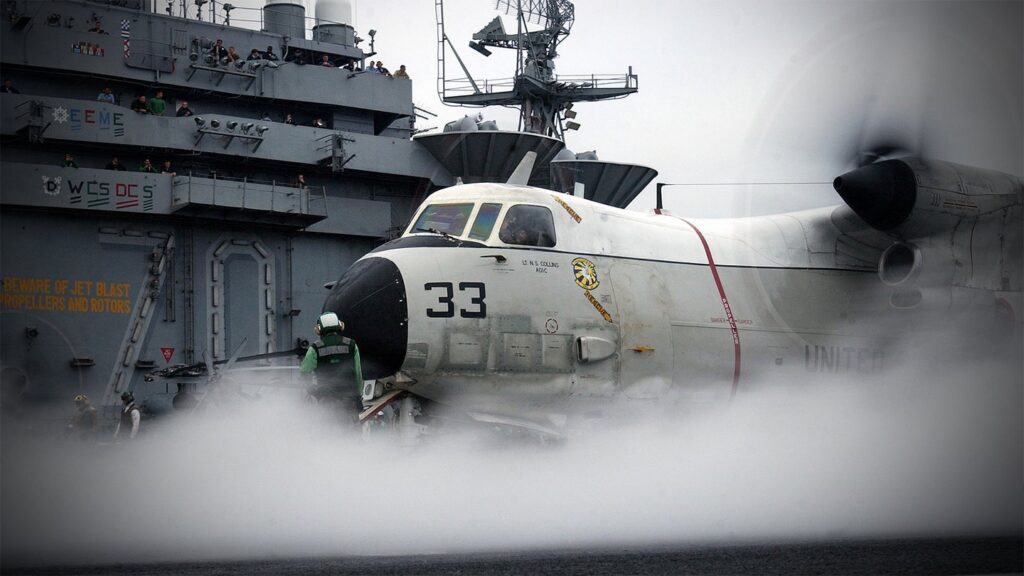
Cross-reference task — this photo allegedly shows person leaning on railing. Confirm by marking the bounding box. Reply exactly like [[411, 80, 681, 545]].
[[147, 90, 166, 115], [96, 87, 115, 103], [211, 39, 227, 63], [176, 100, 193, 117], [130, 95, 149, 114]]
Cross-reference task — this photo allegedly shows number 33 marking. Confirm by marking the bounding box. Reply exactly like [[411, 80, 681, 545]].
[[425, 282, 486, 318]]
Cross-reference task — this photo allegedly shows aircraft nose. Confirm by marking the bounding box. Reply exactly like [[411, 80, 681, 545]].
[[322, 257, 407, 380]]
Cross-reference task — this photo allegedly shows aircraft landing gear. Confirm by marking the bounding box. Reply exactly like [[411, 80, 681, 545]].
[[358, 390, 427, 444], [396, 395, 425, 446]]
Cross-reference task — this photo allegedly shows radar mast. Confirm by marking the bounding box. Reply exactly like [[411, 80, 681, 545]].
[[434, 0, 638, 140]]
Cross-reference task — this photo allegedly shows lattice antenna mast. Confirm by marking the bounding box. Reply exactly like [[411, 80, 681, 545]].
[[495, 0, 574, 81], [435, 0, 636, 141]]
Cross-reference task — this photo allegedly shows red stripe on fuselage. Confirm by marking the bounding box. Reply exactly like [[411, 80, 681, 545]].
[[677, 218, 742, 397]]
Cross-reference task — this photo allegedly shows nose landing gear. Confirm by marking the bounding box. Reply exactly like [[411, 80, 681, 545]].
[[358, 389, 425, 445]]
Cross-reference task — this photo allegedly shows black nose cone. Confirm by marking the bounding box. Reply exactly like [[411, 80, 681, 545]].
[[323, 257, 407, 380]]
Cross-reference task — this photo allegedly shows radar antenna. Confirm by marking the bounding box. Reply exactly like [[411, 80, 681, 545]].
[[434, 0, 637, 140]]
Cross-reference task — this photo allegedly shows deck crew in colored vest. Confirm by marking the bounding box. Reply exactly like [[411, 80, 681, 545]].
[[301, 312, 364, 416], [67, 394, 98, 441], [113, 391, 141, 441]]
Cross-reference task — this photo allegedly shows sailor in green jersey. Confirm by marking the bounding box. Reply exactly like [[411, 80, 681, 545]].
[[301, 312, 363, 417], [147, 90, 167, 115]]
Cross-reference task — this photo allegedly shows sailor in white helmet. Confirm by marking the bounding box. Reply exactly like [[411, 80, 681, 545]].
[[300, 312, 363, 419]]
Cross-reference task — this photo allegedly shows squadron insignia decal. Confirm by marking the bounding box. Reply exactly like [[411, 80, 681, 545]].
[[572, 257, 600, 290], [571, 257, 612, 322]]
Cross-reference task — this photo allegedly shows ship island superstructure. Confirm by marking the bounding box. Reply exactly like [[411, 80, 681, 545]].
[[0, 0, 455, 426]]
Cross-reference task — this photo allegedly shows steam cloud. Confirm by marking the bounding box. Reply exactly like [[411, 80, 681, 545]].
[[3, 352, 1020, 567]]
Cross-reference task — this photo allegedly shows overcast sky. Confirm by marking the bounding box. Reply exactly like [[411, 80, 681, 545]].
[[228, 0, 1022, 217]]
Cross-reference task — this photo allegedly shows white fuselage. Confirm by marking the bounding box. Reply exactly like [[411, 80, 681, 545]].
[[353, 183, 920, 421]]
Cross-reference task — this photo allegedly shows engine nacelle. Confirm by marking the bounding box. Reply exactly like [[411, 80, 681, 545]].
[[832, 158, 1021, 236]]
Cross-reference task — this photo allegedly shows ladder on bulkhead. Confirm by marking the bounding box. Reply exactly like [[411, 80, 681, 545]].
[[101, 233, 175, 408]]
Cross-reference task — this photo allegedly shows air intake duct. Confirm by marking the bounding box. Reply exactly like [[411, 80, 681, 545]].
[[878, 242, 921, 286]]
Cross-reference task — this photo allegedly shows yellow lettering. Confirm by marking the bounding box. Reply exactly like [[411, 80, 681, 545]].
[[88, 297, 131, 314], [72, 280, 92, 296], [1, 277, 52, 294], [1, 277, 129, 314]]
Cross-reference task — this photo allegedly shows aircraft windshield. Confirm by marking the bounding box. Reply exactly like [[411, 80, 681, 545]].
[[468, 203, 502, 241], [498, 205, 556, 247], [411, 203, 474, 236]]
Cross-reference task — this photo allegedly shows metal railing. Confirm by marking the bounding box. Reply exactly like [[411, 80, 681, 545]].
[[171, 172, 327, 217], [154, 0, 363, 45], [442, 72, 637, 97], [4, 0, 365, 45]]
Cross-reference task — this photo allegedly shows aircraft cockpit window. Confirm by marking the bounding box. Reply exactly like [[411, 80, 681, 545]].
[[468, 203, 502, 241], [498, 205, 556, 247], [411, 203, 474, 237]]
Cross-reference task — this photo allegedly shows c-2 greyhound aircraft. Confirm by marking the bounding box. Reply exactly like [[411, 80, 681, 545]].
[[323, 152, 1022, 438]]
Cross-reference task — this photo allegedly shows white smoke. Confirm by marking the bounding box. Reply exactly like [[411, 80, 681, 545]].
[[2, 355, 1020, 567]]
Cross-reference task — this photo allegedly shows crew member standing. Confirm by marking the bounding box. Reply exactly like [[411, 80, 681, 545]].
[[300, 312, 363, 419], [113, 391, 141, 441], [68, 394, 98, 441]]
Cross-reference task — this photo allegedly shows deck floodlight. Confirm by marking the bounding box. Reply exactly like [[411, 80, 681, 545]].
[[241, 122, 254, 133], [194, 116, 205, 126], [256, 125, 269, 136], [468, 41, 492, 57], [565, 121, 581, 131], [226, 120, 238, 131], [189, 51, 198, 61], [564, 102, 573, 110], [209, 119, 220, 129], [563, 109, 577, 119], [368, 29, 376, 38]]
